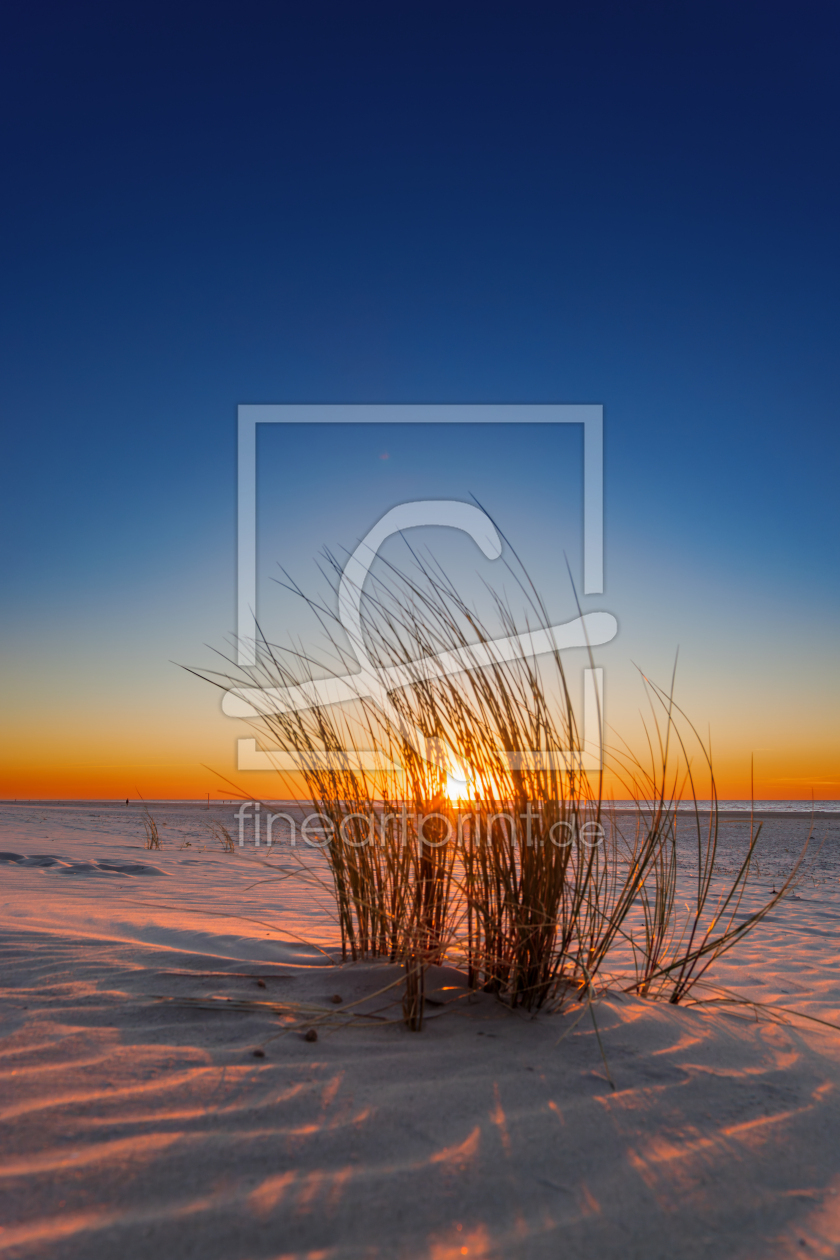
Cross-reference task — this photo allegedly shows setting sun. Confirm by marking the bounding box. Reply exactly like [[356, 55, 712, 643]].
[[445, 763, 471, 802]]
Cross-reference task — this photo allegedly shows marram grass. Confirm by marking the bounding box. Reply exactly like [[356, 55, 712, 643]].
[[193, 545, 806, 1030]]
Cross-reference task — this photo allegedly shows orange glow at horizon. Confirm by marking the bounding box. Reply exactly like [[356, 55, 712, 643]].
[[0, 729, 837, 803]]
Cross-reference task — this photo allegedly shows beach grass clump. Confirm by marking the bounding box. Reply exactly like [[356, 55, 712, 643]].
[[139, 801, 162, 850], [194, 541, 803, 1028], [208, 819, 236, 852], [606, 683, 803, 1005]]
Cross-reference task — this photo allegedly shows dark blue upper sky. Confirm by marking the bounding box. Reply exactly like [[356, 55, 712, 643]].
[[1, 1, 838, 794]]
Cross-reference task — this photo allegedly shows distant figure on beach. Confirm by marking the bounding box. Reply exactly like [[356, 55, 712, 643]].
[[125, 799, 129, 805]]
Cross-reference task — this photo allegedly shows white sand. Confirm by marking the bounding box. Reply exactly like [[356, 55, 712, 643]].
[[2, 802, 840, 1259]]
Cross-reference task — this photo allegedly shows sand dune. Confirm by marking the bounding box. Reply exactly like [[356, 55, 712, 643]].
[[2, 803, 840, 1258]]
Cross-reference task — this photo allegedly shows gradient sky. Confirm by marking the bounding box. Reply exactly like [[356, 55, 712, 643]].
[[1, 1, 838, 800]]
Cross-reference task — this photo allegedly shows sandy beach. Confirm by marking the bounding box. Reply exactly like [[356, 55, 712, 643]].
[[4, 0, 839, 1255], [2, 803, 840, 1259]]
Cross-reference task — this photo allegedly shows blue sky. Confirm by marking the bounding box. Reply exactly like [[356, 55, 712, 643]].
[[1, 1, 838, 797]]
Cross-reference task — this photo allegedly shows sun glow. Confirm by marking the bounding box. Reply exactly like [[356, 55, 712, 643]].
[[445, 763, 471, 803]]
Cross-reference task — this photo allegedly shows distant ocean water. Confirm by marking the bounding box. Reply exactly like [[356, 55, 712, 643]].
[[611, 801, 840, 814], [2, 799, 838, 813]]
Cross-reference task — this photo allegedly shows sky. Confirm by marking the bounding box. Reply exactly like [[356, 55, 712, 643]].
[[0, 0, 838, 800]]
